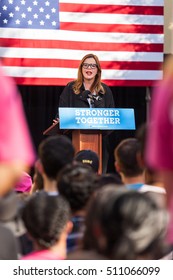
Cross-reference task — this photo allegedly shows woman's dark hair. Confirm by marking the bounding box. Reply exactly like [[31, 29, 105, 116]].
[[22, 192, 70, 248], [97, 173, 123, 187], [38, 135, 75, 179], [83, 186, 168, 259], [58, 162, 98, 212]]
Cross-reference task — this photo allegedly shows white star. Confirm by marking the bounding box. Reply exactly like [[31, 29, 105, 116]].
[[3, 19, 8, 24], [2, 5, 7, 10], [45, 1, 50, 6], [15, 6, 20, 11], [21, 13, 26, 18], [39, 7, 44, 13], [52, 21, 56, 26], [33, 0, 38, 5], [33, 13, 38, 19], [51, 8, 56, 13], [28, 20, 32, 25], [9, 12, 14, 17], [27, 7, 32, 12], [40, 20, 44, 26], [45, 14, 50, 19], [15, 19, 20, 25], [21, 0, 26, 4], [9, 0, 13, 4]]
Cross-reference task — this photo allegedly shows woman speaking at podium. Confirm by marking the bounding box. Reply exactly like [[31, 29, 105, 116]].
[[55, 53, 115, 173], [58, 53, 114, 109]]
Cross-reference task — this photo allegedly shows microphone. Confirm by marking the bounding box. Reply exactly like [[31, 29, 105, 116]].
[[81, 90, 103, 107], [80, 90, 94, 107], [90, 94, 102, 101], [81, 90, 91, 100]]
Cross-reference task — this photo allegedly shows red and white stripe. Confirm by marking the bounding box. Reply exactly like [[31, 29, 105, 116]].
[[0, 0, 164, 86]]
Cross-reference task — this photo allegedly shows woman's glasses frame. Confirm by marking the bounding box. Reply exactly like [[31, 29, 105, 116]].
[[82, 63, 98, 69]]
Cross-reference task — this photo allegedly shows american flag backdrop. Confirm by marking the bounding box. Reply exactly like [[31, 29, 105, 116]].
[[0, 0, 164, 86]]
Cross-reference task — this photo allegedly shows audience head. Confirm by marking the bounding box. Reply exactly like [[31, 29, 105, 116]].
[[38, 135, 75, 180], [21, 192, 71, 249], [114, 138, 143, 178], [83, 186, 169, 259], [97, 173, 123, 187], [74, 149, 99, 173], [58, 162, 98, 213]]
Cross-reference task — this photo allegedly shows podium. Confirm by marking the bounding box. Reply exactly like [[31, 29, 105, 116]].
[[43, 108, 135, 174], [43, 122, 103, 173]]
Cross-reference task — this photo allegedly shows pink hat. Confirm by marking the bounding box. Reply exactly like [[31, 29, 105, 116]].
[[14, 172, 32, 193]]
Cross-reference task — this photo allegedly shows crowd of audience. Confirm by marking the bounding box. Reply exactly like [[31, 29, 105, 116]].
[[1, 56, 173, 260]]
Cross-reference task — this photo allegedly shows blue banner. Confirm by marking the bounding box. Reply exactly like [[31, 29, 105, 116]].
[[59, 108, 135, 130]]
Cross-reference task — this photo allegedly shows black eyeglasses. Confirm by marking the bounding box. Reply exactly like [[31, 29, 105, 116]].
[[82, 63, 98, 69]]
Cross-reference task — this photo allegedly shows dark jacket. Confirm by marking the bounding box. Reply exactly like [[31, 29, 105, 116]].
[[58, 81, 115, 109]]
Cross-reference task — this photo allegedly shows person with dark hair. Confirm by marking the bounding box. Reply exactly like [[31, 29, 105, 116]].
[[57, 162, 98, 253], [37, 135, 75, 194], [54, 53, 115, 173], [21, 192, 72, 260], [97, 173, 123, 187], [114, 136, 166, 208], [74, 149, 99, 173], [114, 138, 145, 190], [69, 186, 169, 260]]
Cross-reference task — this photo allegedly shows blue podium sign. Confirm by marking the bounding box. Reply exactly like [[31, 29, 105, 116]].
[[59, 108, 135, 130]]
